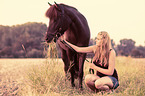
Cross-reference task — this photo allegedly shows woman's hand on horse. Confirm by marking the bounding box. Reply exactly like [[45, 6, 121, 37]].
[[89, 62, 96, 70], [60, 35, 64, 41], [60, 35, 66, 42]]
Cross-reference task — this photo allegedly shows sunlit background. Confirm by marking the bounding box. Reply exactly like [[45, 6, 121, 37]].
[[0, 0, 145, 46]]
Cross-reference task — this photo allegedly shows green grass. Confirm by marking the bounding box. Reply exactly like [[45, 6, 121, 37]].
[[19, 56, 145, 96]]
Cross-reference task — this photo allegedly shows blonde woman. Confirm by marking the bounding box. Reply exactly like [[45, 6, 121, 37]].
[[61, 31, 119, 92]]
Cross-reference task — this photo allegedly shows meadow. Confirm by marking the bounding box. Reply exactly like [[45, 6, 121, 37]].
[[0, 56, 144, 96]]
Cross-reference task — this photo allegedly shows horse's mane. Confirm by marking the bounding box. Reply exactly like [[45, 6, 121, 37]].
[[62, 4, 78, 11], [45, 5, 58, 20], [45, 4, 78, 20]]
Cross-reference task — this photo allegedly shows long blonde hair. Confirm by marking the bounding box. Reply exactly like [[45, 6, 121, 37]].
[[92, 31, 112, 66]]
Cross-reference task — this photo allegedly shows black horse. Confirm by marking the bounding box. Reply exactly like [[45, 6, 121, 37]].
[[45, 2, 90, 88]]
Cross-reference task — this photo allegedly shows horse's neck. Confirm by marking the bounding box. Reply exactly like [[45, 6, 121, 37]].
[[64, 27, 77, 43], [64, 6, 90, 45]]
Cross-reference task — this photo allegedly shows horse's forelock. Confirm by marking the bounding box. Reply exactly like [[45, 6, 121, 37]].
[[45, 5, 58, 20]]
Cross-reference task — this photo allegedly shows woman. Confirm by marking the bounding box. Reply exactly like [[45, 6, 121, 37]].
[[61, 31, 119, 92]]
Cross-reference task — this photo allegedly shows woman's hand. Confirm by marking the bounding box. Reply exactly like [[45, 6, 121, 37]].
[[60, 35, 67, 43], [89, 62, 96, 70], [60, 35, 64, 41]]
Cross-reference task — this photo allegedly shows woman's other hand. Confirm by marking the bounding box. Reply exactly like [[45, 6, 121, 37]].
[[89, 63, 96, 70]]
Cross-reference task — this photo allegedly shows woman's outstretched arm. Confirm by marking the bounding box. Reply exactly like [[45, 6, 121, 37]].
[[63, 40, 96, 53]]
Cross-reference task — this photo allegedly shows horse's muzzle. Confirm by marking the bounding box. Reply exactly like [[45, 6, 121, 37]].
[[45, 32, 52, 43], [45, 35, 51, 43], [45, 37, 49, 43]]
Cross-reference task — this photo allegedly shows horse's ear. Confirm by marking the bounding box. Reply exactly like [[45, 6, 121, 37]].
[[48, 2, 52, 6], [54, 1, 58, 6], [54, 1, 61, 11], [54, 1, 64, 14]]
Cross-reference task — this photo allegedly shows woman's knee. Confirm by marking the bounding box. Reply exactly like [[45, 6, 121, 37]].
[[94, 77, 113, 89], [85, 74, 92, 84], [94, 80, 103, 88], [85, 74, 99, 84]]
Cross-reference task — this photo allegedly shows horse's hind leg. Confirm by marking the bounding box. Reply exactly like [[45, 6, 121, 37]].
[[68, 52, 76, 87], [70, 61, 75, 87], [78, 53, 86, 89]]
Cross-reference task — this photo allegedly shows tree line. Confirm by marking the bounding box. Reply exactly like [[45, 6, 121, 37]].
[[0, 22, 145, 58], [0, 22, 47, 58]]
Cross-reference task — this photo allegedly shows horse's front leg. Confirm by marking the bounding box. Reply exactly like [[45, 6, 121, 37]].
[[61, 49, 75, 87], [61, 49, 69, 77], [78, 53, 86, 89], [66, 50, 76, 87]]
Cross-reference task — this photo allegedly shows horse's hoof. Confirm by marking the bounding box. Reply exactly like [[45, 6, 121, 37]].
[[79, 87, 83, 91], [72, 83, 75, 87]]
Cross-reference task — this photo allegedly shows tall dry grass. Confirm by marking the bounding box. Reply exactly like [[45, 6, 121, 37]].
[[0, 59, 46, 95], [115, 57, 145, 96], [0, 52, 144, 95], [16, 56, 144, 96]]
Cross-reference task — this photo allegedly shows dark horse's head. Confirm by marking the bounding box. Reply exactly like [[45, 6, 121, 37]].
[[45, 2, 72, 43]]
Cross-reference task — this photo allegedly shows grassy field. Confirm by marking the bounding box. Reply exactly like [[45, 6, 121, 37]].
[[0, 57, 144, 96]]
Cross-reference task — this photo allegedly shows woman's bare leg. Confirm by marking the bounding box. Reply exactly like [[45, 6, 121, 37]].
[[85, 74, 100, 92], [94, 76, 113, 91]]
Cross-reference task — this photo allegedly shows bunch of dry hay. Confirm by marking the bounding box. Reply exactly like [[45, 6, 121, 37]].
[[47, 41, 58, 58]]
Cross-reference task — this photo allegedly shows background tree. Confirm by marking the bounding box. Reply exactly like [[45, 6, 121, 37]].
[[117, 39, 135, 56], [131, 46, 145, 58], [0, 23, 144, 58], [0, 22, 47, 58]]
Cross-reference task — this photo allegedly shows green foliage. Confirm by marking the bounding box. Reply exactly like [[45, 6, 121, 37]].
[[0, 22, 47, 58], [117, 39, 135, 56], [27, 49, 43, 58], [116, 39, 145, 58], [0, 23, 145, 58]]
